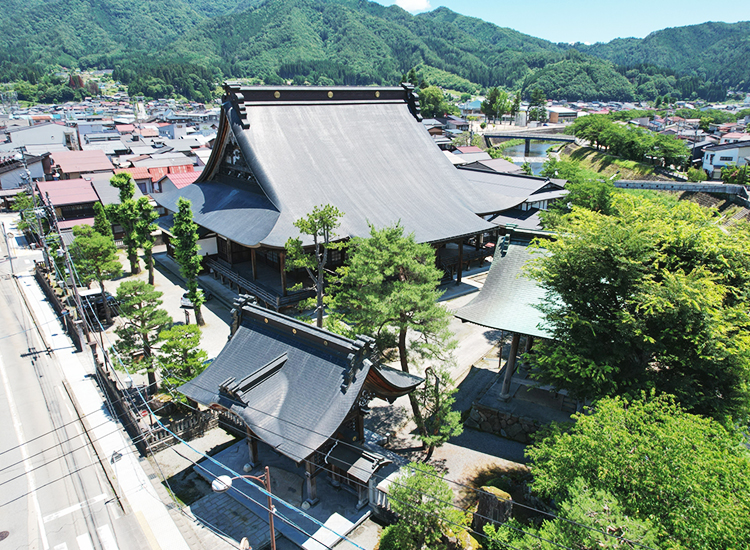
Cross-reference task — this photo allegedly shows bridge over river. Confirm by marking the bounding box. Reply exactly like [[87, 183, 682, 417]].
[[483, 132, 576, 155]]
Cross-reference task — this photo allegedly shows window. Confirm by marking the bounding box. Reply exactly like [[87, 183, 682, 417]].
[[719, 156, 733, 162]]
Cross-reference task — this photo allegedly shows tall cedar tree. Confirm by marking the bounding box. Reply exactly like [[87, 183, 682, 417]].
[[157, 324, 208, 406], [171, 198, 205, 326], [135, 199, 159, 285], [285, 204, 344, 328], [331, 223, 456, 440], [528, 194, 750, 422], [114, 280, 172, 393], [70, 224, 122, 325]]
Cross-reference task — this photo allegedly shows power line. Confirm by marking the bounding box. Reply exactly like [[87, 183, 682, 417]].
[[59, 234, 653, 550], [178, 375, 658, 550]]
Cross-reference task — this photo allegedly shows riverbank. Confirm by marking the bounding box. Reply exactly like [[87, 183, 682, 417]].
[[560, 143, 680, 181]]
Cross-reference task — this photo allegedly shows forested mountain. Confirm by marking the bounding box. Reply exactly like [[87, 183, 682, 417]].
[[0, 0, 746, 102], [573, 22, 750, 92]]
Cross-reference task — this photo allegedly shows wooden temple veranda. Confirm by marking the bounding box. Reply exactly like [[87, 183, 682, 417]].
[[154, 82, 566, 309]]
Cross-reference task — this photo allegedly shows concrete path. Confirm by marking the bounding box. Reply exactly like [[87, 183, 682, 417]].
[[16, 272, 192, 550]]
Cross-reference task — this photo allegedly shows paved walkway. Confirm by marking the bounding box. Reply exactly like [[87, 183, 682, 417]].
[[17, 271, 192, 550]]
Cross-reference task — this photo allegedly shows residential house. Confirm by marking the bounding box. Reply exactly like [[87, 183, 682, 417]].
[[702, 142, 750, 178], [49, 149, 114, 179], [719, 132, 750, 145], [0, 152, 48, 189], [0, 122, 77, 153]]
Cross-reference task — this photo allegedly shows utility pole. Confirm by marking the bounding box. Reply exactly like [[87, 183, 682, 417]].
[[1, 222, 15, 276], [19, 147, 52, 271]]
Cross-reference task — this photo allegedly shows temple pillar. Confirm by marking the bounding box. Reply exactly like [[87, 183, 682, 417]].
[[226, 239, 234, 265], [305, 462, 319, 506], [456, 240, 464, 285], [500, 332, 521, 401], [246, 428, 258, 467], [279, 251, 287, 296], [251, 248, 257, 280]]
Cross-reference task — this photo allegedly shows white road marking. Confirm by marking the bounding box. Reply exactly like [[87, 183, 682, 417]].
[[0, 352, 50, 550], [76, 534, 94, 550], [53, 544, 68, 550], [96, 525, 119, 550], [43, 494, 108, 523], [25, 259, 31, 264]]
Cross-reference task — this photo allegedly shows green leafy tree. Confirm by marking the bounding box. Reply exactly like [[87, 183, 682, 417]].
[[528, 194, 750, 422], [70, 224, 122, 325], [157, 324, 208, 404], [510, 91, 521, 120], [285, 204, 344, 328], [414, 367, 463, 460], [419, 86, 457, 118], [331, 223, 456, 439], [381, 462, 468, 550], [528, 88, 547, 122], [687, 166, 708, 182], [114, 280, 172, 393], [172, 197, 205, 326], [12, 191, 36, 233], [520, 161, 533, 175], [721, 163, 749, 185], [525, 394, 750, 550], [484, 479, 658, 549]]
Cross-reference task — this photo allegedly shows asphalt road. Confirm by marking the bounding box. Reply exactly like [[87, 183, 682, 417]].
[[0, 216, 145, 550]]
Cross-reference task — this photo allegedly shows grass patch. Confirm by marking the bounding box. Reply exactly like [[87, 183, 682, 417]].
[[565, 146, 658, 180]]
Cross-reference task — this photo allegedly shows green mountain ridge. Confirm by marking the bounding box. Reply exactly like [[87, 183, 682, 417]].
[[0, 0, 746, 102]]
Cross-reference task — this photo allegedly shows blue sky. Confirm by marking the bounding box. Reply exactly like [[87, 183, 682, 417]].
[[371, 0, 750, 44]]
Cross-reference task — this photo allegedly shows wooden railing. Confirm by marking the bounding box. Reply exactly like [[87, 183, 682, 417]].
[[205, 257, 314, 310]]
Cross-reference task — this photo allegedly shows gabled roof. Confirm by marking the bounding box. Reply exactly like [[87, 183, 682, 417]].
[[36, 179, 98, 206], [159, 171, 200, 189], [457, 170, 567, 216], [704, 141, 750, 153], [88, 172, 144, 205], [179, 304, 422, 463], [50, 149, 114, 174], [156, 83, 493, 248], [454, 241, 552, 339], [460, 158, 524, 174]]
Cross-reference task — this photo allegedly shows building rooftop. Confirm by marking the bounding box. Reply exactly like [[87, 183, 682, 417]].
[[155, 83, 493, 248], [37, 178, 98, 206], [50, 149, 114, 175]]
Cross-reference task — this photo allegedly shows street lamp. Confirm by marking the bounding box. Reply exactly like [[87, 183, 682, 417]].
[[211, 467, 276, 550]]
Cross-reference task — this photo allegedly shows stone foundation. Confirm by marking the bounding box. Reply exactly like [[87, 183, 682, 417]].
[[465, 405, 541, 444]]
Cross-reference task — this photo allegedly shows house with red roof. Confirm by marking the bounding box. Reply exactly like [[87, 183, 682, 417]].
[[36, 179, 99, 230], [49, 149, 114, 179]]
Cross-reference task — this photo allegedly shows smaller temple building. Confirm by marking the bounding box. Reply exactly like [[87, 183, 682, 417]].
[[179, 300, 423, 508]]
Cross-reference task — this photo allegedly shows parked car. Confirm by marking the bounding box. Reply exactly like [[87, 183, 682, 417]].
[[180, 286, 212, 308]]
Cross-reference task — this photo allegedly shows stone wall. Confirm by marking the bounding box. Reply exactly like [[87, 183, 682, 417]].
[[465, 405, 541, 444]]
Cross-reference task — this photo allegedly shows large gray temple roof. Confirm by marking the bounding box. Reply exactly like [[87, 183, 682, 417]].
[[156, 83, 494, 249]]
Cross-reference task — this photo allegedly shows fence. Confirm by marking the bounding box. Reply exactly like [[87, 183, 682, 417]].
[[34, 264, 83, 352]]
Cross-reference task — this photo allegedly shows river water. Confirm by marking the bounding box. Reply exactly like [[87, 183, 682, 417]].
[[501, 141, 558, 175]]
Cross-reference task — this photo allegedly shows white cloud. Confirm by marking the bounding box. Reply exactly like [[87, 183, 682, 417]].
[[395, 0, 431, 12]]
